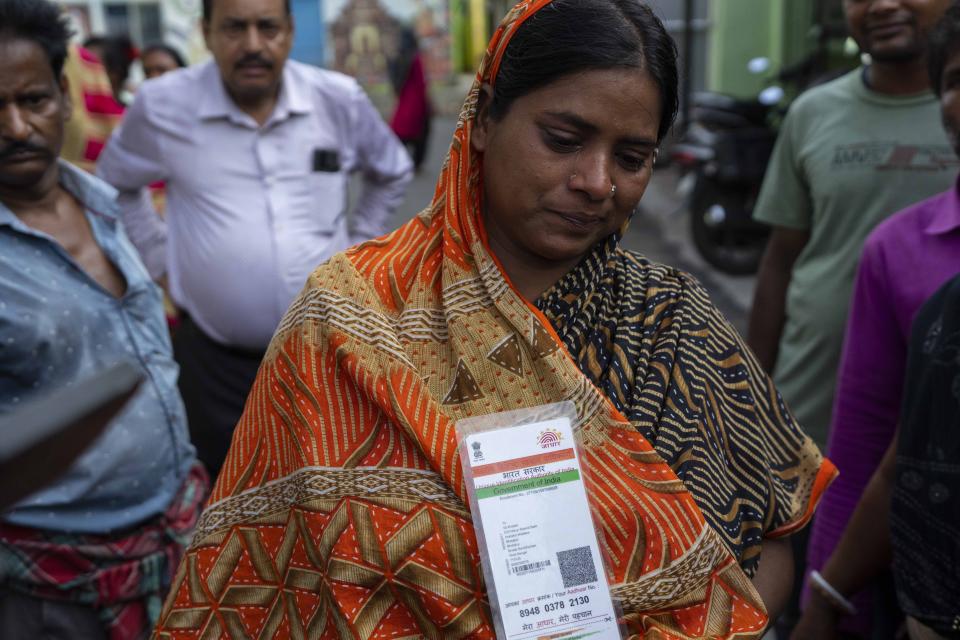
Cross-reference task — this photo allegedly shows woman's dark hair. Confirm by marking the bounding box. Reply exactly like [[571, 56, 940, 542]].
[[389, 27, 420, 94], [84, 35, 137, 84], [0, 0, 74, 77], [489, 0, 679, 143], [928, 0, 960, 97], [142, 43, 187, 69]]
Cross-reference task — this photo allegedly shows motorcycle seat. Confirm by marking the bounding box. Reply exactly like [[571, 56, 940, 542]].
[[691, 92, 770, 127]]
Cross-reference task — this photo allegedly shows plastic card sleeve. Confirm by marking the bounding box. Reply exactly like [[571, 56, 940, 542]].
[[456, 401, 624, 640]]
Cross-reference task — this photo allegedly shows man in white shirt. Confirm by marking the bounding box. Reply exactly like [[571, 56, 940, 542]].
[[98, 0, 413, 477]]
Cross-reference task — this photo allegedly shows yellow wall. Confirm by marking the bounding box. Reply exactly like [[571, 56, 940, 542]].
[[468, 0, 488, 69]]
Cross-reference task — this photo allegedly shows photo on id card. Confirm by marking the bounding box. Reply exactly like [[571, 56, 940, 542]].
[[457, 401, 623, 640]]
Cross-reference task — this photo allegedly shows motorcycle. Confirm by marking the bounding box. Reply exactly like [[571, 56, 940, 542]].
[[671, 59, 786, 275]]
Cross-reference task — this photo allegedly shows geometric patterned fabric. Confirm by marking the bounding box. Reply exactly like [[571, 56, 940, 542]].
[[153, 1, 835, 637]]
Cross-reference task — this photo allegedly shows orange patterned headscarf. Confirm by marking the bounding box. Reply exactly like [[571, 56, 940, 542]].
[[154, 2, 834, 638]]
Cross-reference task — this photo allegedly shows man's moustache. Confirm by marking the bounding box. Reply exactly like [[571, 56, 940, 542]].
[[0, 142, 48, 161], [235, 56, 272, 69]]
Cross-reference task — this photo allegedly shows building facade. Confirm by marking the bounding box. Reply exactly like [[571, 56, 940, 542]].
[[59, 0, 456, 113], [451, 0, 852, 101], [708, 0, 852, 98], [58, 0, 853, 121], [450, 0, 711, 94]]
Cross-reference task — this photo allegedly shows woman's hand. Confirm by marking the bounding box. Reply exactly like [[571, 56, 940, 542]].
[[788, 592, 841, 640]]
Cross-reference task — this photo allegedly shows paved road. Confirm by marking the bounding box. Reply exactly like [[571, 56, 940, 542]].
[[387, 116, 758, 333]]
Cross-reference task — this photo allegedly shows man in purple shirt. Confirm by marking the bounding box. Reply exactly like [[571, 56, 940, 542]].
[[97, 0, 413, 477], [799, 4, 960, 636]]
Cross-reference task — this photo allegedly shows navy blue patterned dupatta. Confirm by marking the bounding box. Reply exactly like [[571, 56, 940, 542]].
[[536, 234, 827, 575]]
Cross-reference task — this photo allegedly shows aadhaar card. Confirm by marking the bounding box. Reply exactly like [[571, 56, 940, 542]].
[[463, 416, 621, 640]]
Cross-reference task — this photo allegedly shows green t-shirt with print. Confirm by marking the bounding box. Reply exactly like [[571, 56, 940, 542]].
[[754, 68, 956, 446]]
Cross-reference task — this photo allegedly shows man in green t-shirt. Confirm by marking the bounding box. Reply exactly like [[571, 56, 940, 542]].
[[748, 0, 957, 449]]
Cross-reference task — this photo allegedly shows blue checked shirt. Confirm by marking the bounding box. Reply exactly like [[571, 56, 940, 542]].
[[0, 161, 196, 533]]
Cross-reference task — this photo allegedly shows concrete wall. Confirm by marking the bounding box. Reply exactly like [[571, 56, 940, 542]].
[[707, 0, 816, 98]]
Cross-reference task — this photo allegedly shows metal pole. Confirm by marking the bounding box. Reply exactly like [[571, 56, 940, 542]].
[[681, 0, 695, 132]]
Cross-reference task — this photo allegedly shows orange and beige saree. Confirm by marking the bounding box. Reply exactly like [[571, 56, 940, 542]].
[[154, 2, 835, 637]]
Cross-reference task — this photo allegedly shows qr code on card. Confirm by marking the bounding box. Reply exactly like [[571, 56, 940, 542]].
[[556, 546, 598, 588]]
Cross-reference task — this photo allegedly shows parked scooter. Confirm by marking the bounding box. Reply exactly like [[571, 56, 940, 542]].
[[671, 58, 786, 275]]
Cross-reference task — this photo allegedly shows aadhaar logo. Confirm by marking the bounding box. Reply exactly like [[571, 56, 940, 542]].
[[537, 429, 563, 449]]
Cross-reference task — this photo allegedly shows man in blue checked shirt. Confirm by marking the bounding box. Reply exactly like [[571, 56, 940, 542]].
[[0, 2, 206, 638]]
